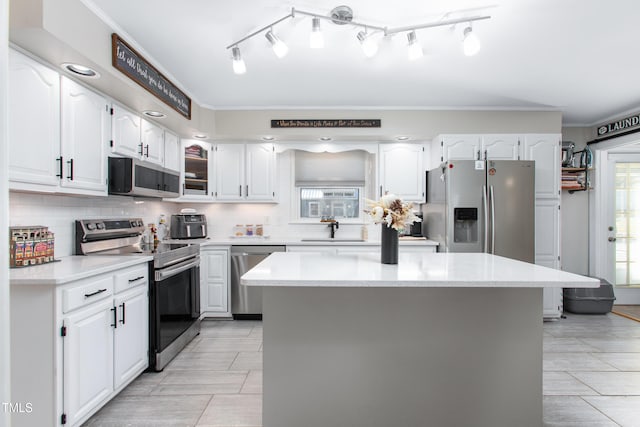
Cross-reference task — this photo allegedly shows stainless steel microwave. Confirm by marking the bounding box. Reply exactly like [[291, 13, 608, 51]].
[[108, 157, 180, 198]]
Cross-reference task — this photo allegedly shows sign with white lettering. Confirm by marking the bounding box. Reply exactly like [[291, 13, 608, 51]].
[[111, 34, 191, 119], [271, 119, 381, 128], [596, 113, 640, 138]]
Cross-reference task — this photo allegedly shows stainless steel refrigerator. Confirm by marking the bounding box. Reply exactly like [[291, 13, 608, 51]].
[[424, 160, 535, 263]]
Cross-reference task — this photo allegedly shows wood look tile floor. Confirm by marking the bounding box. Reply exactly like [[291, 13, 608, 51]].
[[84, 314, 640, 427]]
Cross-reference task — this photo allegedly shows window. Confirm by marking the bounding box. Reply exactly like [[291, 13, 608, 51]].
[[615, 162, 640, 286], [299, 187, 361, 220]]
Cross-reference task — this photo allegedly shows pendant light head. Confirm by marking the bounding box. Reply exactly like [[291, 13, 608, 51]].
[[310, 17, 324, 49], [463, 26, 481, 56], [407, 31, 423, 61], [231, 46, 247, 75], [357, 31, 378, 58], [265, 30, 289, 58]]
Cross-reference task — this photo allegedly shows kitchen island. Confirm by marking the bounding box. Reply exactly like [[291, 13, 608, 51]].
[[242, 252, 599, 427]]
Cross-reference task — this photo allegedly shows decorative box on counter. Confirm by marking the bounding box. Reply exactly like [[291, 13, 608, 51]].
[[10, 226, 55, 267]]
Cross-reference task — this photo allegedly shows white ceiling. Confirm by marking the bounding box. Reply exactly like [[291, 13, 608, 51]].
[[83, 0, 640, 126]]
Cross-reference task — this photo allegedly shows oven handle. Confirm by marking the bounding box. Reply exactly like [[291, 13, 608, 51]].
[[155, 256, 200, 282]]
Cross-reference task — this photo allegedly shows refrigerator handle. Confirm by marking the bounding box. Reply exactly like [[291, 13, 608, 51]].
[[490, 185, 496, 254], [482, 185, 489, 253]]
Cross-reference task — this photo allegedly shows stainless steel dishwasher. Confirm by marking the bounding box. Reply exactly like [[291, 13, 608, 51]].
[[231, 245, 286, 319]]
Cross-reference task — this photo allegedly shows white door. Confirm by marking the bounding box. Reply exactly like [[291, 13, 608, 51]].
[[113, 286, 148, 389], [379, 143, 424, 201], [164, 131, 181, 172], [523, 134, 561, 199], [246, 143, 276, 201], [215, 144, 245, 200], [482, 135, 521, 160], [111, 104, 142, 158], [440, 135, 481, 162], [201, 250, 229, 313], [63, 299, 114, 426], [8, 49, 61, 188], [60, 77, 109, 194], [141, 119, 165, 165]]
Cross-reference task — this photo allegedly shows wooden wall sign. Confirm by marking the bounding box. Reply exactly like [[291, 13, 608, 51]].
[[271, 119, 381, 128], [112, 34, 191, 120]]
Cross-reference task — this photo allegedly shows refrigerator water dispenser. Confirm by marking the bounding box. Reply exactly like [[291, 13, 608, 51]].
[[453, 208, 478, 243]]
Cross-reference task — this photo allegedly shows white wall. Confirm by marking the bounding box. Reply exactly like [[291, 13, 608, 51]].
[[9, 193, 180, 257], [1, 0, 11, 422]]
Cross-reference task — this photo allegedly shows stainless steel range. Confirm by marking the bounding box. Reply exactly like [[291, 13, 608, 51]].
[[75, 218, 201, 371]]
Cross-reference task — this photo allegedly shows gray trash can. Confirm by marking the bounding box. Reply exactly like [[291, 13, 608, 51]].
[[563, 278, 615, 314]]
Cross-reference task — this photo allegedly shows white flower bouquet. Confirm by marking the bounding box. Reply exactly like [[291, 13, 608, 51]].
[[365, 193, 422, 233]]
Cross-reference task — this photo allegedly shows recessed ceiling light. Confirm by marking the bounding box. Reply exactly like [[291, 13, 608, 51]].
[[193, 134, 208, 139], [396, 136, 410, 141], [143, 110, 166, 118], [262, 136, 275, 141], [61, 63, 100, 78], [319, 136, 332, 141]]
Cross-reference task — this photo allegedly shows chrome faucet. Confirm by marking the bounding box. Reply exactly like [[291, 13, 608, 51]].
[[328, 221, 339, 238]]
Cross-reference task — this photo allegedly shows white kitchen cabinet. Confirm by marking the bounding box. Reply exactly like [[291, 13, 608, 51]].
[[180, 139, 214, 199], [245, 143, 277, 201], [535, 199, 562, 319], [436, 135, 481, 163], [163, 131, 181, 172], [10, 262, 149, 427], [111, 104, 143, 159], [436, 134, 520, 163], [215, 144, 245, 201], [8, 49, 61, 190], [522, 134, 561, 199], [141, 118, 165, 165], [481, 135, 521, 160], [201, 248, 230, 316], [215, 143, 277, 202], [60, 76, 110, 194], [378, 143, 425, 202]]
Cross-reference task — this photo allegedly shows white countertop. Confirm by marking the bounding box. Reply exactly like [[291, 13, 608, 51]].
[[9, 255, 153, 285], [241, 252, 600, 288]]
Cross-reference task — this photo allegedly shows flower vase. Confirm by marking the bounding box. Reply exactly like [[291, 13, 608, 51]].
[[380, 224, 399, 264]]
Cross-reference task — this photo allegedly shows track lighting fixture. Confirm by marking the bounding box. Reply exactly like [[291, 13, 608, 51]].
[[231, 46, 246, 75], [225, 5, 490, 73], [265, 30, 289, 58], [463, 25, 481, 56], [407, 31, 423, 61], [310, 17, 324, 49]]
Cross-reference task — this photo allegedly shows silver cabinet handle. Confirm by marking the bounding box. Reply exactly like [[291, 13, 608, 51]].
[[239, 185, 242, 197], [608, 237, 617, 242]]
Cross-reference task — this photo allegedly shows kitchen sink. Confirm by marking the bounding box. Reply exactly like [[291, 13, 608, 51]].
[[300, 238, 366, 242]]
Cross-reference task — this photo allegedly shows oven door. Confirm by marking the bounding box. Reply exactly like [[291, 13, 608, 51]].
[[149, 256, 200, 367]]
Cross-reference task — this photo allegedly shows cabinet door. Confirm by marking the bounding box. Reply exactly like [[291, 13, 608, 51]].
[[535, 199, 560, 267], [141, 119, 165, 166], [246, 144, 276, 201], [440, 135, 481, 162], [182, 140, 213, 199], [482, 135, 520, 160], [113, 286, 148, 390], [537, 258, 563, 319], [201, 250, 229, 314], [111, 104, 142, 158], [523, 134, 561, 199], [63, 299, 114, 426], [8, 49, 61, 188], [164, 131, 181, 172], [215, 144, 245, 201], [379, 144, 425, 202], [60, 76, 109, 194]]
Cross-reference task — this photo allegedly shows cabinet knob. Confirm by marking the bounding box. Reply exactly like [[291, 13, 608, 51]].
[[608, 237, 616, 242]]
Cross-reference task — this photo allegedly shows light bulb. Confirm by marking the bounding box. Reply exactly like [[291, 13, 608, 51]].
[[310, 17, 324, 49], [357, 31, 378, 58], [231, 46, 246, 75], [407, 31, 423, 61], [463, 26, 481, 56], [266, 30, 289, 58]]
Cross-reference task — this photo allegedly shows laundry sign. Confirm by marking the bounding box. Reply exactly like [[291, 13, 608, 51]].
[[111, 34, 191, 119], [596, 113, 640, 138]]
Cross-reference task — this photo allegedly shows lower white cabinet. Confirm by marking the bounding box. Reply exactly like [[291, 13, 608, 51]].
[[201, 247, 230, 317], [10, 262, 149, 427]]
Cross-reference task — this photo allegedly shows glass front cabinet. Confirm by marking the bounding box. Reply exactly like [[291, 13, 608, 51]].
[[181, 140, 213, 199]]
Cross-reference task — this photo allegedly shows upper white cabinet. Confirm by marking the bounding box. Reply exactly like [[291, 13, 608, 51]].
[[8, 49, 61, 189], [163, 131, 181, 172], [522, 134, 561, 199], [215, 143, 277, 202], [60, 76, 110, 194], [111, 104, 165, 166], [378, 143, 425, 202], [245, 144, 277, 201], [436, 134, 520, 163], [141, 118, 165, 165], [215, 144, 246, 201]]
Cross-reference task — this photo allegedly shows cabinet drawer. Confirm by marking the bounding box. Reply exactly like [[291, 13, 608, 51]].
[[114, 264, 149, 294], [62, 275, 114, 313]]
